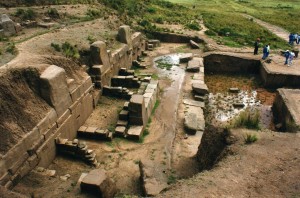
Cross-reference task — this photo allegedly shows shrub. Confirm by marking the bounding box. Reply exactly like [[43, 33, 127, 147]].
[[6, 43, 17, 54], [51, 42, 61, 52], [185, 21, 201, 31], [154, 16, 164, 24], [244, 133, 258, 144], [205, 29, 217, 36], [87, 35, 96, 44], [47, 8, 60, 19], [86, 9, 103, 18], [61, 42, 80, 59], [15, 8, 36, 20]]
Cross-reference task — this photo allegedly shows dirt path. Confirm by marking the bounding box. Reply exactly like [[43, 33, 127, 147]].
[[243, 14, 290, 42]]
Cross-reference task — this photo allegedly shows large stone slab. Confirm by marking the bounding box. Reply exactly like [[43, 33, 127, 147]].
[[179, 53, 193, 63], [190, 40, 200, 49], [128, 95, 147, 126], [184, 106, 205, 135], [40, 65, 72, 117], [90, 41, 110, 72], [80, 169, 116, 198], [186, 57, 203, 72], [192, 83, 209, 95], [127, 125, 144, 141], [139, 159, 168, 197]]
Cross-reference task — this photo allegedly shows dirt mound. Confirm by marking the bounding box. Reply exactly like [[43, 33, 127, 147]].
[[0, 67, 50, 155]]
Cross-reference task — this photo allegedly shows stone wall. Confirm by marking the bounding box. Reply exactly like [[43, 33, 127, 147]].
[[0, 27, 146, 190], [272, 89, 300, 132], [260, 63, 300, 88], [203, 53, 260, 74]]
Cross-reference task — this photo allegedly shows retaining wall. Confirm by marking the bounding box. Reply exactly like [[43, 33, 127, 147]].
[[0, 29, 146, 190], [260, 63, 300, 88], [203, 53, 260, 74], [272, 89, 300, 132]]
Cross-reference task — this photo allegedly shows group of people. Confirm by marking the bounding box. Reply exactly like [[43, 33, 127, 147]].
[[253, 38, 271, 60], [254, 37, 297, 66], [289, 33, 300, 45]]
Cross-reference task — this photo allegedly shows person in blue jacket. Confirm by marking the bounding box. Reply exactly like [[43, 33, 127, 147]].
[[284, 50, 290, 65], [289, 33, 294, 45], [262, 45, 268, 60]]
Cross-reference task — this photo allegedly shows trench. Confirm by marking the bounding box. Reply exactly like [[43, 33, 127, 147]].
[[153, 54, 186, 168]]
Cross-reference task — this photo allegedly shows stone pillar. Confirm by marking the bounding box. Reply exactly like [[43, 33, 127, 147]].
[[90, 41, 110, 72], [117, 25, 132, 47], [40, 65, 72, 117], [128, 95, 147, 127]]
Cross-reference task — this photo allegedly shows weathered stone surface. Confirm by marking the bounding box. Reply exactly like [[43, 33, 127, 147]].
[[184, 106, 205, 135], [186, 58, 203, 72], [148, 39, 161, 47], [192, 83, 209, 95], [115, 126, 126, 137], [40, 65, 72, 117], [194, 95, 207, 102], [190, 40, 200, 49], [179, 53, 193, 63], [80, 169, 116, 198], [183, 99, 205, 108], [119, 110, 129, 121], [1, 14, 16, 36], [128, 95, 147, 126], [233, 103, 245, 108], [229, 88, 240, 93], [127, 125, 144, 141], [118, 25, 132, 46], [90, 41, 110, 72], [116, 120, 128, 127], [139, 159, 168, 197]]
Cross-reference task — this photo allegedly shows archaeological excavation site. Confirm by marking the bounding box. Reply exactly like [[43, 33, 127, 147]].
[[0, 0, 299, 198]]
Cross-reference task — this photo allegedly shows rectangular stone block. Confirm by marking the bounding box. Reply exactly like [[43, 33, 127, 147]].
[[17, 161, 31, 178], [36, 108, 58, 134], [0, 172, 11, 186], [43, 123, 57, 140], [56, 114, 77, 140], [119, 110, 129, 121], [27, 136, 44, 156], [8, 152, 29, 175], [70, 85, 82, 102], [127, 126, 144, 141], [115, 126, 126, 137]]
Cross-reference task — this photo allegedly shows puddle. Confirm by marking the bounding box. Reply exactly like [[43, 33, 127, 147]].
[[205, 74, 276, 129]]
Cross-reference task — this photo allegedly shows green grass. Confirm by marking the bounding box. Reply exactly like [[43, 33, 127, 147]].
[[244, 133, 258, 144], [231, 108, 261, 130], [166, 0, 299, 49]]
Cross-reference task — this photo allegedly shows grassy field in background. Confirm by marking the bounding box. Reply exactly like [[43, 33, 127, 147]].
[[167, 0, 300, 49]]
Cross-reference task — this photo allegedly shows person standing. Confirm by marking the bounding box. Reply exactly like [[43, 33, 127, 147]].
[[254, 38, 260, 55], [262, 45, 268, 60], [288, 51, 295, 66], [297, 34, 300, 45], [284, 50, 290, 65], [266, 43, 270, 58], [289, 33, 294, 45]]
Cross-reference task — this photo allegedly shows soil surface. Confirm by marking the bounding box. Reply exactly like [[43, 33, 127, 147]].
[[159, 129, 300, 198]]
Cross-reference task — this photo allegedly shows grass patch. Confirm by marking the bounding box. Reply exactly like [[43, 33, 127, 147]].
[[244, 133, 258, 144], [6, 43, 17, 54], [231, 108, 261, 130], [152, 100, 160, 115], [167, 174, 177, 185]]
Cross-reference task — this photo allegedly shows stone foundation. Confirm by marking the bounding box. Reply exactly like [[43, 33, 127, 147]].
[[0, 26, 146, 190], [272, 89, 300, 132]]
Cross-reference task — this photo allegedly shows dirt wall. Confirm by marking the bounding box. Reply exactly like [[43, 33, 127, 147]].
[[147, 31, 204, 43], [196, 126, 235, 171]]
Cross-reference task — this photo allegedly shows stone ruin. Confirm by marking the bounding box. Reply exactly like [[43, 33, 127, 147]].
[[0, 14, 21, 36]]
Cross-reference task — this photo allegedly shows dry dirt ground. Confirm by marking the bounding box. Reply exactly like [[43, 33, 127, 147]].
[[4, 8, 300, 198]]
